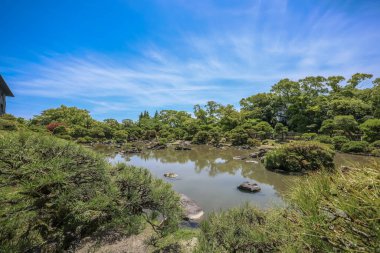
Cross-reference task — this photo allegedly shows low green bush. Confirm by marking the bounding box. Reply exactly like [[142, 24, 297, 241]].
[[370, 140, 380, 149], [192, 131, 210, 144], [289, 164, 380, 251], [247, 138, 261, 147], [0, 131, 181, 252], [331, 135, 349, 150], [314, 134, 333, 144], [264, 141, 335, 172], [158, 137, 169, 145], [77, 136, 94, 143], [301, 132, 317, 140], [341, 141, 369, 153], [196, 204, 295, 253], [229, 127, 249, 145], [371, 149, 380, 156], [0, 118, 18, 131], [196, 162, 380, 252]]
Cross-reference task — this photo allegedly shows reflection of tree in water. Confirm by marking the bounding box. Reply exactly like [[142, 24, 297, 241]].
[[133, 146, 249, 176], [133, 146, 297, 193]]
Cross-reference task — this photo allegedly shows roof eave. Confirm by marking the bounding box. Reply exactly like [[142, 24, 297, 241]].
[[0, 75, 14, 97]]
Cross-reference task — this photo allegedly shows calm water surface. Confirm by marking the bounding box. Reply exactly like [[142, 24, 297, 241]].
[[95, 145, 379, 214]]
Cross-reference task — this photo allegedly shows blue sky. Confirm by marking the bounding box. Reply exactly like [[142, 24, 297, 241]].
[[1, 0, 380, 121]]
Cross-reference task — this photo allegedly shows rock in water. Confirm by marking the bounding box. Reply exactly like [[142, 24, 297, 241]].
[[237, 182, 261, 193], [175, 145, 192, 151], [245, 160, 258, 164], [164, 172, 178, 178], [179, 194, 204, 220], [233, 156, 247, 160]]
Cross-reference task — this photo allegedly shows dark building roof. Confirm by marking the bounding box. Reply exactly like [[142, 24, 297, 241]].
[[0, 75, 14, 97]]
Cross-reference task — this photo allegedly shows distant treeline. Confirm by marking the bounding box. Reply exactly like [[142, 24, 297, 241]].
[[1, 73, 380, 154]]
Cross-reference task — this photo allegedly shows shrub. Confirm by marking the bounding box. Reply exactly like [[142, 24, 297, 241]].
[[52, 125, 67, 135], [301, 132, 317, 140], [332, 135, 349, 150], [252, 121, 273, 140], [289, 164, 380, 251], [370, 140, 380, 149], [264, 141, 335, 172], [341, 141, 369, 153], [0, 131, 181, 252], [192, 131, 210, 144], [314, 135, 333, 144], [196, 204, 294, 252], [229, 127, 248, 145], [247, 138, 261, 147], [360, 118, 380, 142], [158, 137, 169, 145], [113, 130, 128, 143], [0, 118, 17, 131], [371, 149, 380, 156], [76, 136, 93, 143]]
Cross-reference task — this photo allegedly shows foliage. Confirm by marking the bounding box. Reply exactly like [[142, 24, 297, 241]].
[[0, 118, 18, 131], [301, 132, 317, 140], [264, 141, 335, 172], [0, 131, 181, 252], [331, 115, 359, 138], [314, 134, 333, 144], [196, 204, 295, 253], [360, 118, 380, 142], [6, 72, 380, 156], [341, 141, 369, 153], [196, 163, 380, 252], [289, 164, 380, 252], [331, 135, 349, 151], [247, 138, 261, 147], [229, 127, 249, 145], [252, 121, 274, 140], [370, 140, 380, 149], [192, 131, 210, 144], [274, 122, 288, 140]]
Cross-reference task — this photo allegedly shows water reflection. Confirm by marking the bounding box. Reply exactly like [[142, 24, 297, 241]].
[[94, 145, 379, 213]]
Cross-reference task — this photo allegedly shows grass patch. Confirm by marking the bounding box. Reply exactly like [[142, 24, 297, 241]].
[[197, 163, 380, 252]]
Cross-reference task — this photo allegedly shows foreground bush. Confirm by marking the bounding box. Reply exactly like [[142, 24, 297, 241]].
[[264, 141, 335, 172], [196, 204, 296, 252], [0, 131, 181, 252], [289, 164, 380, 251], [341, 140, 369, 153], [197, 164, 380, 252]]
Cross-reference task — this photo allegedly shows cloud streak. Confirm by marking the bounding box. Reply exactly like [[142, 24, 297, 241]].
[[4, 0, 380, 119]]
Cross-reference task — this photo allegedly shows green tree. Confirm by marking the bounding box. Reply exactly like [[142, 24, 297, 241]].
[[274, 122, 288, 140], [332, 115, 359, 139], [360, 118, 380, 142]]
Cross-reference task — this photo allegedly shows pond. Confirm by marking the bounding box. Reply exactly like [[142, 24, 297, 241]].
[[94, 145, 379, 214]]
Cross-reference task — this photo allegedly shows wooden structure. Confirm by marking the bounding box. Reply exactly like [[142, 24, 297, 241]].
[[0, 75, 14, 115]]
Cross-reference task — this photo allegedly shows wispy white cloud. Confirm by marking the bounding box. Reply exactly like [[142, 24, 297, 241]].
[[5, 0, 380, 119]]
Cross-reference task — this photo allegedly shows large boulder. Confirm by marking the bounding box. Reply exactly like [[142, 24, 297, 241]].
[[237, 182, 261, 193], [179, 194, 204, 220]]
